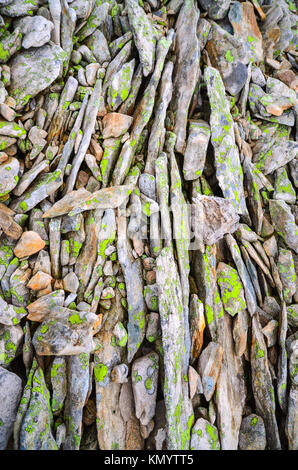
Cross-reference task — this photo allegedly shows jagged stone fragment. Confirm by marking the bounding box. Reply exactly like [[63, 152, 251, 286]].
[[192, 195, 240, 246], [132, 352, 159, 426]]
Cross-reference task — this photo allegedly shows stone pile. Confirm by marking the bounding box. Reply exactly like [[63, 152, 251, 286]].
[[0, 0, 297, 451]]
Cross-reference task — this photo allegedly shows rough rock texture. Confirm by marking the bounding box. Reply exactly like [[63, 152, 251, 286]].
[[0, 0, 297, 452], [0, 367, 22, 449]]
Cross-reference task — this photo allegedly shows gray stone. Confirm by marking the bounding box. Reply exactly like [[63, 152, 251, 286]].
[[239, 414, 266, 450], [0, 156, 19, 197], [16, 15, 53, 49], [63, 272, 79, 293], [277, 248, 296, 303], [217, 262, 247, 316], [0, 367, 22, 450], [32, 307, 97, 355], [132, 352, 159, 426], [192, 195, 240, 246], [198, 342, 223, 402], [190, 418, 220, 450], [0, 0, 38, 17], [9, 44, 65, 110], [198, 0, 231, 19], [139, 173, 156, 200], [269, 200, 298, 253]]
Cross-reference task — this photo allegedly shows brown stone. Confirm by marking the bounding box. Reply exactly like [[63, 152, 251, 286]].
[[266, 100, 294, 117], [0, 209, 22, 239], [0, 152, 8, 163], [90, 138, 103, 162], [27, 271, 52, 291], [102, 113, 133, 139], [14, 230, 46, 258], [276, 69, 298, 92]]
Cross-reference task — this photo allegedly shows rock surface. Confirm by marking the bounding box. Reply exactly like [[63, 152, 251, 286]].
[[0, 0, 296, 452], [0, 367, 22, 450]]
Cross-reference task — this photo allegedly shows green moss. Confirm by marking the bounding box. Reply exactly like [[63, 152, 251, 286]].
[[94, 363, 108, 382]]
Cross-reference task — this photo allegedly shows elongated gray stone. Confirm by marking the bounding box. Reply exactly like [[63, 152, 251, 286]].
[[156, 247, 193, 450], [125, 0, 156, 77], [251, 314, 281, 449], [204, 67, 247, 215], [0, 367, 22, 450], [183, 121, 210, 180], [19, 366, 57, 450]]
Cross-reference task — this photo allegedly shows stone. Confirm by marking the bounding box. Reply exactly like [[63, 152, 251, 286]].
[[144, 283, 159, 312], [9, 44, 65, 110], [0, 294, 27, 326], [0, 209, 22, 240], [277, 248, 296, 303], [233, 309, 249, 356], [190, 418, 220, 450], [189, 294, 205, 362], [63, 272, 79, 293], [251, 314, 281, 449], [145, 312, 160, 344], [11, 170, 63, 214], [204, 67, 247, 215], [107, 59, 135, 111], [0, 323, 23, 368], [0, 0, 38, 17], [206, 22, 249, 96], [217, 262, 247, 316], [42, 188, 91, 218], [126, 0, 156, 77], [239, 414, 266, 450], [139, 173, 156, 201], [156, 247, 193, 450], [0, 367, 22, 450], [19, 366, 57, 450], [269, 200, 298, 253], [0, 103, 16, 121], [131, 352, 159, 426], [171, 1, 200, 153], [273, 167, 296, 204], [27, 271, 52, 291], [251, 65, 266, 87], [16, 15, 53, 49], [85, 29, 111, 64], [287, 305, 298, 328], [111, 364, 129, 384], [192, 195, 240, 246], [102, 113, 133, 139], [14, 231, 45, 258], [183, 120, 210, 181], [188, 366, 201, 400], [50, 357, 67, 415], [27, 290, 65, 322], [32, 307, 97, 356], [198, 0, 231, 20], [198, 342, 223, 402], [229, 1, 263, 62], [0, 157, 20, 197], [262, 320, 278, 348]]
